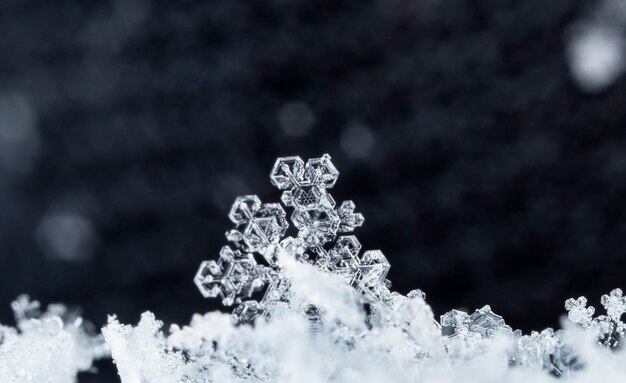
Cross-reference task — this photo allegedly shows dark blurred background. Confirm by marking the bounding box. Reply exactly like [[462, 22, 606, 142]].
[[1, 0, 626, 380]]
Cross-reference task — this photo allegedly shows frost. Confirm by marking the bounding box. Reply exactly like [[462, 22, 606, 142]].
[[0, 295, 107, 383], [101, 154, 626, 382]]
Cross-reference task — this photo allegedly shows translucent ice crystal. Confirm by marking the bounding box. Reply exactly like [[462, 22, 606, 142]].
[[565, 288, 626, 348], [194, 154, 380, 325], [195, 246, 267, 306], [0, 295, 107, 383], [226, 195, 288, 255], [565, 296, 595, 327]]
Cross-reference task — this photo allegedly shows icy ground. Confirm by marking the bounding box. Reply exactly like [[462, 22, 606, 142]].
[[104, 270, 626, 383]]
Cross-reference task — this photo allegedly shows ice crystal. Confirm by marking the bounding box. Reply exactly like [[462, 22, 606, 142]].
[[0, 295, 107, 383], [565, 288, 626, 348], [565, 296, 595, 327], [194, 154, 383, 326], [102, 154, 626, 382]]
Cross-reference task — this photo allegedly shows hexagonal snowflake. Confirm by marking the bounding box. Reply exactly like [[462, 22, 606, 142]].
[[195, 154, 384, 325]]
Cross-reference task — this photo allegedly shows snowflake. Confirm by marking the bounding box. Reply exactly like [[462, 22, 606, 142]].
[[564, 296, 595, 327], [195, 154, 388, 325], [566, 288, 626, 348]]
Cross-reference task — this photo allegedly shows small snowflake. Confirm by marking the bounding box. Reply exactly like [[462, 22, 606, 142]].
[[564, 297, 595, 327], [600, 288, 626, 321], [565, 289, 626, 348]]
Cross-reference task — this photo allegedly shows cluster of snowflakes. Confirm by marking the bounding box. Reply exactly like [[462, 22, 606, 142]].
[[5, 154, 626, 382], [0, 296, 107, 383], [193, 154, 395, 326], [184, 154, 626, 381], [565, 289, 626, 348]]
